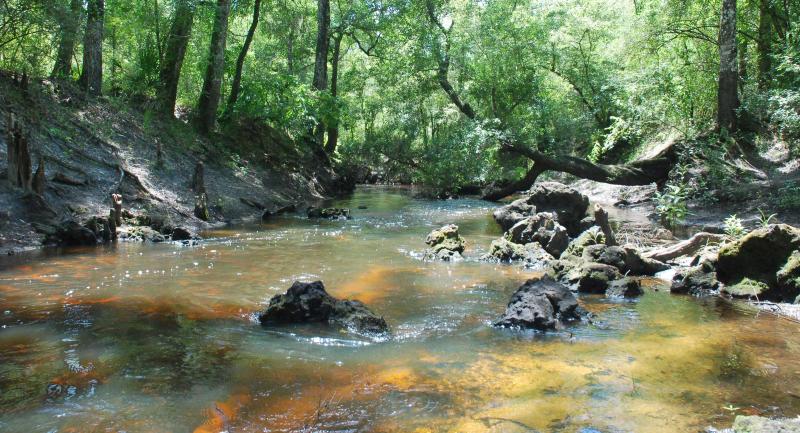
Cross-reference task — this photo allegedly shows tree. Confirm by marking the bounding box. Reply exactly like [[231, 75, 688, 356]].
[[51, 0, 83, 79], [757, 0, 773, 88], [324, 30, 343, 153], [197, 0, 231, 133], [157, 0, 196, 117], [79, 0, 105, 95], [717, 0, 738, 132], [225, 0, 262, 115], [311, 0, 330, 148]]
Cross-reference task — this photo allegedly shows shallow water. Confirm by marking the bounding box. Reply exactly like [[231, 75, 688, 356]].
[[1, 186, 799, 433]]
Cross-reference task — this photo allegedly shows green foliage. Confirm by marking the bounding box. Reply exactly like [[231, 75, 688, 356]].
[[776, 181, 800, 211], [757, 209, 777, 228], [654, 184, 689, 228], [723, 214, 746, 238]]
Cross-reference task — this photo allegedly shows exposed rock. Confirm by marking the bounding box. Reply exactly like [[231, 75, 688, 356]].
[[46, 220, 98, 246], [525, 182, 590, 235], [505, 212, 570, 257], [606, 277, 643, 298], [307, 207, 351, 220], [492, 197, 534, 231], [258, 281, 389, 335], [717, 224, 800, 302], [777, 251, 800, 295], [482, 238, 555, 268], [581, 244, 669, 276], [119, 226, 166, 243], [491, 182, 589, 236], [723, 278, 771, 298], [493, 276, 587, 331], [171, 227, 194, 241], [671, 261, 720, 296], [561, 226, 605, 258], [710, 415, 800, 433], [550, 258, 623, 293], [424, 224, 465, 261]]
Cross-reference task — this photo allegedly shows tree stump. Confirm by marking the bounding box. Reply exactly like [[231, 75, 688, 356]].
[[191, 161, 206, 194], [194, 193, 209, 221], [593, 205, 617, 246], [108, 208, 117, 240], [32, 157, 46, 195], [6, 113, 32, 190], [111, 193, 123, 226]]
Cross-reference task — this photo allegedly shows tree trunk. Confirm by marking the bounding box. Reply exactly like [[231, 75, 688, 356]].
[[225, 0, 261, 115], [5, 113, 32, 191], [197, 0, 231, 134], [324, 32, 343, 154], [32, 157, 46, 195], [311, 0, 330, 149], [111, 193, 123, 226], [79, 0, 105, 95], [51, 0, 83, 79], [757, 0, 773, 89], [157, 0, 195, 117], [717, 0, 739, 133]]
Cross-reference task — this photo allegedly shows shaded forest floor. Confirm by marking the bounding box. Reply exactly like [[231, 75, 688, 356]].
[[0, 73, 345, 254]]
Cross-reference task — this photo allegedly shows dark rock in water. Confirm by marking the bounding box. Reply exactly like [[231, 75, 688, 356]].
[[494, 276, 587, 331], [717, 224, 800, 302], [482, 238, 555, 268], [525, 182, 590, 235], [606, 277, 644, 298], [171, 227, 194, 241], [45, 220, 98, 246], [262, 204, 296, 219], [424, 224, 465, 261], [671, 261, 720, 296], [505, 212, 570, 257], [581, 244, 669, 276], [307, 206, 350, 220], [259, 281, 389, 335], [550, 258, 623, 293], [492, 197, 535, 232]]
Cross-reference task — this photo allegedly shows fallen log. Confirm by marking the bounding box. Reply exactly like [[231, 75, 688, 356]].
[[642, 232, 726, 262]]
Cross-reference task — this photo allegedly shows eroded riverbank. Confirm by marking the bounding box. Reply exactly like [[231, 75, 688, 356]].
[[1, 186, 799, 432]]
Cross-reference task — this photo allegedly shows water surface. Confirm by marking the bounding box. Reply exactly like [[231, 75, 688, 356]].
[[1, 186, 799, 432]]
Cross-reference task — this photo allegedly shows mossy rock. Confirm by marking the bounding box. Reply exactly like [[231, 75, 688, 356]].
[[723, 277, 771, 298], [425, 224, 465, 254], [560, 226, 605, 259], [717, 224, 800, 302], [777, 251, 800, 296]]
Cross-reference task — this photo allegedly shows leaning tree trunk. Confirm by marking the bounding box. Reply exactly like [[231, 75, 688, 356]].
[[324, 32, 343, 154], [157, 0, 195, 117], [423, 0, 677, 202], [5, 113, 32, 191], [79, 0, 105, 95], [196, 0, 231, 134], [51, 0, 83, 79], [225, 0, 261, 115], [756, 0, 773, 89], [717, 0, 739, 133], [191, 161, 209, 220], [311, 0, 330, 149]]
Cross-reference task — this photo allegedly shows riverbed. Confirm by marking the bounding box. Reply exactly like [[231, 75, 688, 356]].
[[1, 186, 799, 432]]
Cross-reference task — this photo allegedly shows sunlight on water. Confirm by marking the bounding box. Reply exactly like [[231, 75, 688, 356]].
[[1, 186, 799, 432]]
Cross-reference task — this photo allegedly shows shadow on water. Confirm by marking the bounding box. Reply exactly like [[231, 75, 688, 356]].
[[1, 186, 800, 432]]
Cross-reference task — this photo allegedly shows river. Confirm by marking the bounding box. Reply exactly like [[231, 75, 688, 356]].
[[1, 186, 799, 432]]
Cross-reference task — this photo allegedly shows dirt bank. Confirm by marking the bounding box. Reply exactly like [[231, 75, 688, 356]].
[[0, 73, 350, 255]]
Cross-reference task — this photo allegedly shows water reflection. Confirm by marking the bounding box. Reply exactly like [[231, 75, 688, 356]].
[[0, 186, 799, 432]]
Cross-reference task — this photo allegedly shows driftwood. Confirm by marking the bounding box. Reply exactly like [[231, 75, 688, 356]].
[[6, 113, 32, 190], [643, 232, 726, 262], [593, 205, 617, 246]]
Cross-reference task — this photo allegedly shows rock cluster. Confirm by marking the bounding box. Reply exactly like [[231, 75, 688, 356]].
[[307, 207, 351, 220], [258, 281, 389, 335], [671, 224, 800, 302]]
